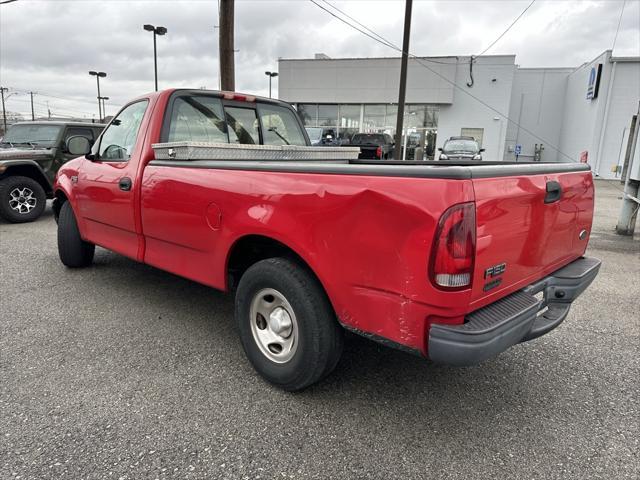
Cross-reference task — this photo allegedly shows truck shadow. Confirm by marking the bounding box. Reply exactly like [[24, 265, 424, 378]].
[[83, 248, 543, 433]]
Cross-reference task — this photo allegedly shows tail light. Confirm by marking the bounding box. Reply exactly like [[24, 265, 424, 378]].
[[376, 146, 382, 158], [429, 202, 476, 290], [222, 92, 256, 102]]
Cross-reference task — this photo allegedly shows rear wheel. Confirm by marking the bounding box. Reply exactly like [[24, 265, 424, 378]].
[[235, 257, 343, 391], [0, 176, 46, 223], [58, 201, 95, 268]]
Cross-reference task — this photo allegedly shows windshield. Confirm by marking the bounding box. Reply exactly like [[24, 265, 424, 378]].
[[351, 134, 385, 145], [305, 127, 323, 142], [1, 124, 63, 148], [443, 139, 479, 154]]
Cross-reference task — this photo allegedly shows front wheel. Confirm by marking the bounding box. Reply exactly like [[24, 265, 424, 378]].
[[0, 176, 46, 223], [58, 201, 95, 268], [235, 257, 343, 391]]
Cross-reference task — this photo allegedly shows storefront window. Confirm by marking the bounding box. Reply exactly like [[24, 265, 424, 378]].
[[339, 105, 360, 129], [318, 105, 338, 127], [363, 104, 386, 131], [297, 104, 318, 126]]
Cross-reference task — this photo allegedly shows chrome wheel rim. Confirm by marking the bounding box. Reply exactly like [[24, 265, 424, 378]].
[[8, 187, 37, 214], [249, 288, 298, 364]]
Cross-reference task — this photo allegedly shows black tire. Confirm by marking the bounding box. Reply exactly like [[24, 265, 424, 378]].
[[235, 257, 343, 391], [58, 201, 95, 268], [0, 176, 46, 223]]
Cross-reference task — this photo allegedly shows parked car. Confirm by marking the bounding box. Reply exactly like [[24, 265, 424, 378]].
[[305, 127, 339, 146], [438, 136, 484, 161], [54, 89, 600, 391], [0, 121, 105, 222], [350, 132, 395, 159]]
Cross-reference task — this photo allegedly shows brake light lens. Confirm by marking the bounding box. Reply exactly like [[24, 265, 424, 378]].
[[222, 92, 256, 102], [429, 202, 476, 290], [376, 146, 382, 158]]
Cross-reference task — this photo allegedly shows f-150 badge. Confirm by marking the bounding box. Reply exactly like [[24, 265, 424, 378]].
[[483, 263, 506, 291]]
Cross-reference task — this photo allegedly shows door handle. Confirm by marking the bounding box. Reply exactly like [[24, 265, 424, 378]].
[[119, 177, 132, 191], [544, 181, 562, 204]]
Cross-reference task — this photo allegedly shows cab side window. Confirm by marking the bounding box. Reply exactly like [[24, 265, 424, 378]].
[[98, 100, 148, 161], [167, 96, 228, 143], [258, 104, 306, 146]]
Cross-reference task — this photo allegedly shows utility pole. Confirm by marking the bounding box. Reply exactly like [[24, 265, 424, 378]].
[[393, 0, 413, 160], [0, 86, 7, 134], [219, 0, 235, 91], [29, 91, 36, 120], [616, 101, 640, 236]]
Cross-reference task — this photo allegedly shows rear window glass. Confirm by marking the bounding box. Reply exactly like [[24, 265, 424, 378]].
[[351, 134, 385, 145], [167, 96, 228, 143], [258, 104, 306, 146], [225, 107, 260, 145]]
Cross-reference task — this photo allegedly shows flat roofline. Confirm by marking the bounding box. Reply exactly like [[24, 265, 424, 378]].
[[278, 54, 516, 62], [515, 67, 574, 71], [611, 56, 640, 63]]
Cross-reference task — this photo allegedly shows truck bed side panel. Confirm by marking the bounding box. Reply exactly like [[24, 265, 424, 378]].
[[140, 166, 475, 352]]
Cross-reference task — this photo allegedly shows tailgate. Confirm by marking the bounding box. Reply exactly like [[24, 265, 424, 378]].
[[470, 170, 594, 306]]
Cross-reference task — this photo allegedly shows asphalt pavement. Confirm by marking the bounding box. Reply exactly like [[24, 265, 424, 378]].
[[1, 179, 639, 479]]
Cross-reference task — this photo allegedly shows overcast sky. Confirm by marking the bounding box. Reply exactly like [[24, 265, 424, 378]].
[[1, 0, 638, 120]]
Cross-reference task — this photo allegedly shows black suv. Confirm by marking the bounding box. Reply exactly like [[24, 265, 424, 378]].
[[0, 121, 105, 222]]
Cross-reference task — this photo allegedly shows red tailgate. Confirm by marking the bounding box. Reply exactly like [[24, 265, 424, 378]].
[[469, 171, 594, 308]]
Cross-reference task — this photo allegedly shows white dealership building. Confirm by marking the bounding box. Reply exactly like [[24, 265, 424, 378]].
[[278, 50, 639, 179]]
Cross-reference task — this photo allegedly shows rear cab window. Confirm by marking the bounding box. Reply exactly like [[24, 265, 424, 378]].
[[225, 107, 260, 145], [258, 104, 306, 146], [162, 92, 309, 147], [167, 96, 228, 143]]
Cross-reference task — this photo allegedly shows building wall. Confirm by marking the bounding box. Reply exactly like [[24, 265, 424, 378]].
[[504, 68, 573, 162], [594, 60, 640, 178], [278, 52, 639, 173], [558, 51, 613, 173], [435, 56, 516, 161], [278, 57, 458, 105]]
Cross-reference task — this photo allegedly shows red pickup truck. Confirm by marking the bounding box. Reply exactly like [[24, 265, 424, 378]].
[[54, 89, 600, 391]]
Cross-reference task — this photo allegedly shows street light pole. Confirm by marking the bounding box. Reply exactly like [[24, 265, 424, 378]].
[[30, 91, 36, 120], [0, 86, 8, 134], [99, 96, 109, 120], [264, 71, 278, 98], [144, 24, 167, 91], [89, 71, 107, 121]]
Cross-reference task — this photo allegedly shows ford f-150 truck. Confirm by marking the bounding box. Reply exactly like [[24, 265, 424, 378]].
[[53, 89, 600, 391]]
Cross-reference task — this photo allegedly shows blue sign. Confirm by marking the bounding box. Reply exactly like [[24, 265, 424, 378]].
[[515, 144, 522, 155], [587, 64, 602, 100]]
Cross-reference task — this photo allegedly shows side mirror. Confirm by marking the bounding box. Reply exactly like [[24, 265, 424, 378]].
[[479, 148, 486, 152], [438, 147, 443, 152], [66, 135, 92, 156]]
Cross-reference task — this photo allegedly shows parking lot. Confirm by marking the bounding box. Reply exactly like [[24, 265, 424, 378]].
[[1, 179, 638, 479]]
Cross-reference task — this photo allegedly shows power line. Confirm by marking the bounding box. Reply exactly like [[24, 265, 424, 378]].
[[308, 0, 577, 163], [612, 0, 627, 52], [320, 0, 452, 64], [475, 0, 537, 57]]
